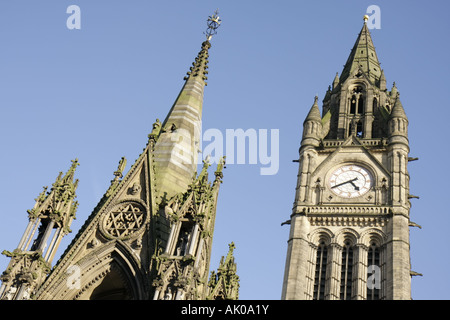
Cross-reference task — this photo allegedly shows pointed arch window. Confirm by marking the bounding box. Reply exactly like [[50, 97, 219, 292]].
[[350, 86, 364, 115], [373, 97, 378, 110], [313, 241, 328, 300], [367, 243, 381, 300], [340, 241, 354, 300], [174, 219, 196, 256], [350, 95, 357, 114], [349, 119, 364, 138], [357, 96, 364, 114], [356, 121, 363, 138]]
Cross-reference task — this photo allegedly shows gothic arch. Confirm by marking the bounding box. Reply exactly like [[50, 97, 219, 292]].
[[360, 229, 386, 247], [334, 228, 359, 246], [66, 240, 146, 300], [153, 259, 186, 300], [308, 228, 333, 246]]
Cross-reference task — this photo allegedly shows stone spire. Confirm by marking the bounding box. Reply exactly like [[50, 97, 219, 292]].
[[301, 96, 322, 147], [340, 17, 382, 85], [304, 96, 322, 123], [152, 12, 221, 203], [332, 72, 340, 89], [390, 97, 407, 120]]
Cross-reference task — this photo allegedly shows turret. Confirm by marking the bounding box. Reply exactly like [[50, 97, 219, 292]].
[[0, 160, 79, 300], [301, 96, 322, 148], [388, 97, 409, 147]]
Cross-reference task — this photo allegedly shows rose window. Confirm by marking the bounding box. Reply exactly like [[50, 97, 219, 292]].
[[102, 202, 145, 239]]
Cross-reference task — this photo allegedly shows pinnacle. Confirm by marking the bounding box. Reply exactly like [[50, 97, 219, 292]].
[[332, 72, 340, 89], [390, 97, 407, 120], [304, 96, 322, 123]]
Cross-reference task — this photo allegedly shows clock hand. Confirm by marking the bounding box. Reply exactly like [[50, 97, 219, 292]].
[[349, 180, 360, 191], [331, 177, 358, 189]]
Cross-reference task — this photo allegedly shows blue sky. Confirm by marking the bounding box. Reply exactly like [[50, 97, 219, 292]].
[[0, 1, 449, 300]]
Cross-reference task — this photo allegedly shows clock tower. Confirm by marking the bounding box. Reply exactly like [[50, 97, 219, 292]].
[[281, 17, 419, 300]]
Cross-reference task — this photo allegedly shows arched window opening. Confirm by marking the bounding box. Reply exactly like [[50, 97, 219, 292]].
[[313, 241, 328, 300], [350, 95, 357, 114], [174, 219, 195, 256], [371, 120, 378, 139], [349, 119, 363, 138], [350, 86, 364, 115], [367, 242, 381, 300], [356, 121, 363, 138], [357, 96, 364, 114], [340, 241, 354, 300]]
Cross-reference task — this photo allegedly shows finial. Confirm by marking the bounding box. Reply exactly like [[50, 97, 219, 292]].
[[62, 158, 79, 183], [205, 9, 221, 41], [203, 155, 211, 168], [363, 15, 369, 23], [113, 156, 127, 179], [71, 158, 79, 169]]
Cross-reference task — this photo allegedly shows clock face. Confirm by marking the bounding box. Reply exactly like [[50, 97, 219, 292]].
[[329, 165, 372, 198]]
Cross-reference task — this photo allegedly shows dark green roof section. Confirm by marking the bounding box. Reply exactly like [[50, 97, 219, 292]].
[[340, 21, 382, 85]]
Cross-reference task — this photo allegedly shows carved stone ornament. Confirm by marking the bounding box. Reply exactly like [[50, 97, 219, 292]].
[[100, 202, 146, 240], [129, 182, 141, 195]]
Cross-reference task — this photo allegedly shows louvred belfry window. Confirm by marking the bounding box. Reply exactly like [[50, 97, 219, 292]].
[[340, 242, 354, 300], [367, 243, 381, 300], [313, 241, 328, 300]]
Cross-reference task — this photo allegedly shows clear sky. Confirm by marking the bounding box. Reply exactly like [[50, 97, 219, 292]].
[[0, 0, 449, 300]]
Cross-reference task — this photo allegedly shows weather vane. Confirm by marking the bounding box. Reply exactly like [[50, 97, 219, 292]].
[[205, 9, 221, 41]]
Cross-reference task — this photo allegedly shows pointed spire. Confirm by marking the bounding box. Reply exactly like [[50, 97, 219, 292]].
[[153, 11, 222, 201], [390, 97, 407, 120], [332, 72, 340, 89], [388, 97, 408, 145], [60, 158, 79, 185], [379, 69, 386, 90], [207, 242, 239, 300], [181, 9, 220, 86], [340, 17, 382, 84], [390, 82, 399, 98], [182, 40, 211, 86], [30, 159, 79, 222], [301, 96, 322, 147], [304, 96, 322, 124]]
